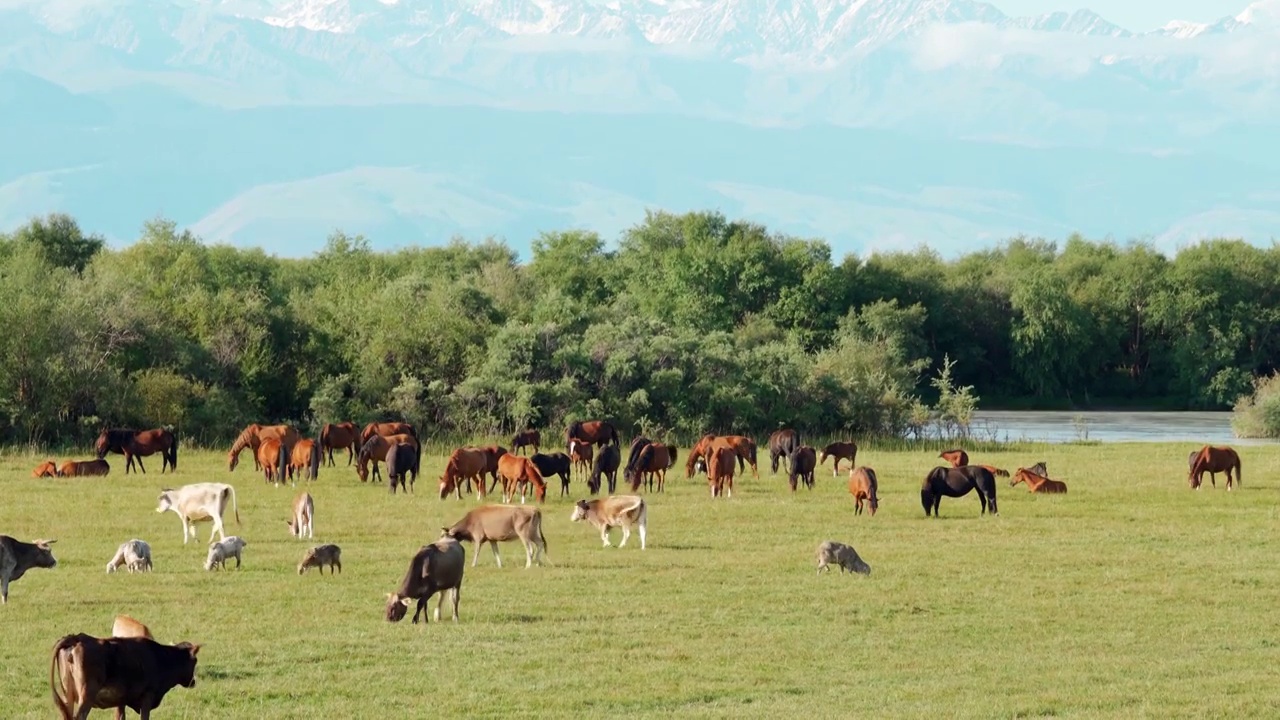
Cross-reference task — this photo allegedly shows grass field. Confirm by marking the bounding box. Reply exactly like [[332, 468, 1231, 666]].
[[3, 441, 1280, 718]]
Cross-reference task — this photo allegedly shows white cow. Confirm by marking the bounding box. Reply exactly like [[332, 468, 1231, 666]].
[[286, 491, 314, 539], [155, 483, 240, 545], [569, 495, 647, 550], [105, 539, 153, 573]]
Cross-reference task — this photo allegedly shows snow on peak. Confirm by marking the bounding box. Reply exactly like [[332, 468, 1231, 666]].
[[1236, 0, 1280, 26], [1158, 19, 1208, 38]]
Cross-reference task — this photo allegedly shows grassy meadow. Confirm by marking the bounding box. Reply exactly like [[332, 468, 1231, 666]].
[[2, 441, 1280, 718]]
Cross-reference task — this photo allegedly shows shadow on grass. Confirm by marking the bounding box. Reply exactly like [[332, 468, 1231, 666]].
[[201, 666, 256, 681]]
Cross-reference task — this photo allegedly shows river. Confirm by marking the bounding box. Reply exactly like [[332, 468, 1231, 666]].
[[969, 410, 1277, 446]]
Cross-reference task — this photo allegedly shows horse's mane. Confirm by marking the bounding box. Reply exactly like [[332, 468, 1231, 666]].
[[566, 421, 583, 441]]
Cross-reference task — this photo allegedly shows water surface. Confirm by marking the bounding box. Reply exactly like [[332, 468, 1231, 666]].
[[970, 411, 1276, 446]]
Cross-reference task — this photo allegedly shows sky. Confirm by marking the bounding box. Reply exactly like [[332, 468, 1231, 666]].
[[992, 0, 1239, 30]]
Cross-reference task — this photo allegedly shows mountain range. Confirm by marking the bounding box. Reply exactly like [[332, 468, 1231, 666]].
[[1, 0, 1277, 257]]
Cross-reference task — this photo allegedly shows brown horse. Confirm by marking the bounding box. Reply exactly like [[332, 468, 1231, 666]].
[[1188, 445, 1242, 490], [257, 438, 289, 486], [768, 428, 801, 474], [498, 454, 547, 504], [1011, 466, 1068, 494], [922, 465, 999, 517], [512, 429, 541, 455], [357, 433, 420, 484], [32, 460, 58, 478], [848, 466, 879, 516], [361, 421, 417, 445], [939, 448, 1008, 478], [95, 428, 178, 474], [686, 434, 755, 478], [820, 441, 858, 477], [476, 446, 509, 497], [440, 448, 488, 500], [57, 459, 111, 477], [566, 420, 620, 451], [319, 422, 360, 467], [228, 424, 300, 472], [788, 446, 817, 492], [707, 445, 736, 498], [288, 439, 321, 483], [628, 443, 678, 493], [570, 441, 594, 477]]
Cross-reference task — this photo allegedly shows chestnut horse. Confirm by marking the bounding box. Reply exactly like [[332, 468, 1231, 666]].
[[939, 448, 1008, 478], [570, 441, 594, 477], [498, 454, 547, 504], [288, 439, 321, 483], [95, 428, 178, 474], [707, 445, 736, 498], [1011, 466, 1067, 494], [32, 460, 58, 478], [357, 433, 420, 484], [921, 465, 998, 517], [820, 441, 858, 477], [361, 421, 417, 445], [768, 428, 801, 474], [628, 443, 678, 493], [566, 420, 620, 451], [1188, 445, 1242, 490], [686, 434, 755, 478], [319, 422, 359, 467], [512, 429, 541, 455], [440, 447, 488, 500], [257, 438, 289, 486], [476, 446, 509, 496], [788, 446, 817, 492], [848, 466, 879, 516], [228, 424, 300, 472], [58, 459, 110, 477]]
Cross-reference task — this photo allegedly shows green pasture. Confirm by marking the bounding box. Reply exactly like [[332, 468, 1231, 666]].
[[2, 442, 1279, 718]]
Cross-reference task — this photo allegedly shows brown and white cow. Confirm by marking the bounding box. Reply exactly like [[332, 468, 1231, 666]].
[[58, 459, 111, 477], [286, 491, 314, 540], [155, 482, 240, 545], [112, 614, 154, 640], [50, 633, 200, 719], [441, 504, 550, 568], [570, 495, 647, 550], [0, 535, 57, 603], [385, 537, 465, 624]]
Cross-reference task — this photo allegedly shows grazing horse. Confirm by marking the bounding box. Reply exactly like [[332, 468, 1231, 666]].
[[566, 420, 620, 451], [628, 443, 677, 493], [476, 446, 509, 496], [686, 434, 755, 478], [228, 424, 300, 472], [589, 444, 621, 495], [1188, 445, 1242, 490], [788, 446, 817, 492], [288, 439, 321, 483], [386, 441, 418, 495], [569, 441, 594, 477], [848, 466, 879, 516], [530, 452, 573, 496], [361, 422, 417, 446], [357, 433, 420, 484], [440, 448, 488, 500], [498, 454, 548, 504], [95, 428, 178, 474], [820, 441, 857, 477], [921, 465, 999, 517], [624, 436, 651, 480], [768, 429, 801, 474], [939, 448, 1008, 478], [319, 422, 360, 467], [257, 438, 289, 487], [512, 429, 541, 456], [1011, 466, 1067, 494], [707, 445, 736, 498]]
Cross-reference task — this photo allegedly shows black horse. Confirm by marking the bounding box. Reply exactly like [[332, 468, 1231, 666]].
[[921, 466, 999, 517], [769, 428, 801, 474], [531, 452, 573, 496], [787, 445, 817, 492], [590, 444, 621, 495], [624, 436, 651, 480], [386, 442, 418, 495]]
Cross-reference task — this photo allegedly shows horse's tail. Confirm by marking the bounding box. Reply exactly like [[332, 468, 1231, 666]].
[[320, 423, 331, 450], [277, 441, 289, 483], [168, 431, 179, 471], [309, 441, 321, 481], [667, 445, 678, 469], [1236, 453, 1243, 487]]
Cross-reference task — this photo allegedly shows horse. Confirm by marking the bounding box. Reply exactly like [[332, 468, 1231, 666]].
[[228, 424, 299, 471], [440, 447, 488, 500], [939, 448, 1008, 478], [357, 433, 420, 484], [1011, 466, 1067, 494], [95, 428, 178, 475], [497, 454, 547, 504], [530, 452, 573, 496], [476, 446, 509, 497], [257, 437, 289, 487], [569, 441, 594, 477], [386, 441, 418, 495], [628, 443, 677, 493], [512, 429, 541, 456], [360, 421, 417, 446], [820, 441, 858, 477], [624, 436, 651, 480], [288, 439, 321, 483], [32, 460, 58, 478], [921, 465, 999, 517], [57, 459, 110, 477], [589, 444, 620, 495], [768, 428, 801, 474], [787, 446, 817, 492], [319, 422, 360, 467], [1188, 445, 1242, 490], [707, 445, 736, 498], [848, 466, 879, 516], [566, 420, 620, 451], [686, 434, 754, 478]]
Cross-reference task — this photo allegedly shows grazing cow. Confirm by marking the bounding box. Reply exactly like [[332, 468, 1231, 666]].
[[848, 466, 879, 516], [497, 454, 548, 504], [570, 495, 647, 550], [32, 460, 58, 478], [205, 536, 247, 571], [707, 445, 736, 498], [298, 544, 342, 575], [111, 615, 153, 640], [441, 504, 550, 568], [155, 483, 240, 545], [587, 443, 620, 495], [530, 452, 573, 496], [921, 465, 999, 517], [0, 535, 57, 603], [440, 447, 488, 500], [287, 438, 321, 484], [50, 634, 200, 720], [569, 441, 594, 477], [512, 428, 540, 455], [816, 540, 871, 575], [820, 441, 858, 476], [385, 441, 418, 495], [286, 491, 315, 539], [105, 539, 153, 574], [58, 459, 111, 477], [788, 446, 817, 492], [385, 537, 465, 624]]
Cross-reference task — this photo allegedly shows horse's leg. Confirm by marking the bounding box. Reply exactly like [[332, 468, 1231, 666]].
[[135, 454, 146, 474]]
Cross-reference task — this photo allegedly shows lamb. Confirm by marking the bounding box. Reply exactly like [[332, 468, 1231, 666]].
[[815, 540, 871, 576], [298, 544, 342, 575], [105, 539, 153, 574], [205, 536, 247, 571]]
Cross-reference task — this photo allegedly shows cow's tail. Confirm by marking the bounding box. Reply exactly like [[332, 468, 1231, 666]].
[[50, 637, 73, 720], [225, 485, 241, 525]]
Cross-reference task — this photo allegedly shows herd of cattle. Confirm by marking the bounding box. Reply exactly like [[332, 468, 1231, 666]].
[[3, 419, 1246, 718]]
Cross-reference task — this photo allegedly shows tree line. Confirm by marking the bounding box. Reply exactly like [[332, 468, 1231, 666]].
[[2, 211, 1277, 448]]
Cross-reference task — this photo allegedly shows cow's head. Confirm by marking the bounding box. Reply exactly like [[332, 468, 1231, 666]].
[[155, 491, 174, 514], [170, 642, 202, 687], [569, 500, 589, 522], [385, 593, 412, 622], [30, 539, 57, 569]]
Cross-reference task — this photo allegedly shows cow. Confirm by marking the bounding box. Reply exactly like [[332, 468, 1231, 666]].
[[205, 536, 247, 571], [570, 495, 647, 550], [816, 540, 871, 575], [50, 633, 201, 719], [298, 544, 342, 575], [32, 460, 58, 478], [0, 535, 57, 603], [155, 482, 240, 545], [111, 615, 154, 640], [58, 459, 111, 477], [529, 452, 572, 496], [385, 537, 465, 624], [286, 491, 314, 540], [105, 539, 153, 574], [441, 504, 550, 569]]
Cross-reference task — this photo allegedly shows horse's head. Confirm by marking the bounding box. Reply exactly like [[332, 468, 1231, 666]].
[[227, 451, 239, 472], [438, 476, 452, 499], [94, 431, 110, 458]]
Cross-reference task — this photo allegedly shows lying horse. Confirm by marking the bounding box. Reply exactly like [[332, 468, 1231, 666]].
[[566, 420, 619, 451], [788, 446, 817, 492], [1188, 445, 1241, 490], [1011, 466, 1067, 494], [921, 465, 999, 517], [820, 441, 857, 477], [58, 459, 111, 477], [440, 447, 487, 500], [32, 460, 58, 478], [847, 466, 879, 516], [530, 452, 572, 496], [512, 429, 541, 456], [939, 448, 1008, 478], [769, 428, 801, 474], [319, 422, 360, 467]]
